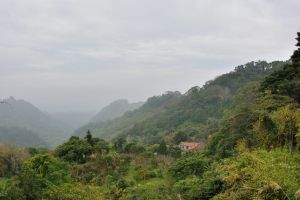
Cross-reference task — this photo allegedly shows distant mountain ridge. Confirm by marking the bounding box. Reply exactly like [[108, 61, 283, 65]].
[[75, 61, 286, 144], [74, 92, 182, 139], [0, 97, 71, 147], [0, 97, 143, 147], [1, 61, 287, 147], [91, 99, 143, 123], [49, 111, 95, 132]]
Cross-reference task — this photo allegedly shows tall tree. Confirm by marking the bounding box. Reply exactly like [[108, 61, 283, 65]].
[[114, 137, 126, 152], [54, 136, 93, 163], [260, 32, 300, 103], [85, 130, 93, 146], [158, 140, 167, 155], [291, 32, 300, 63]]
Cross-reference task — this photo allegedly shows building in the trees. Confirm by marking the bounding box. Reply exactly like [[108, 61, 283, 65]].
[[179, 141, 205, 151]]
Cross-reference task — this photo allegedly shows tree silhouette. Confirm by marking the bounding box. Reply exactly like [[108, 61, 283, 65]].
[[85, 130, 93, 146], [291, 32, 300, 63], [260, 32, 300, 103]]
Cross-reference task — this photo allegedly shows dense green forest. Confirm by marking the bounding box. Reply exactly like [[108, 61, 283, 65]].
[[1, 32, 300, 199], [75, 60, 285, 145]]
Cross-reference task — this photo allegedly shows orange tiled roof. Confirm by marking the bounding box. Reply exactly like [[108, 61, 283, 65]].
[[179, 141, 206, 151], [179, 142, 200, 148]]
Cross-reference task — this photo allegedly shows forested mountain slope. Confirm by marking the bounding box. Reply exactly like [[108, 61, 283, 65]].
[[0, 126, 47, 147], [75, 60, 286, 143], [0, 97, 71, 147], [74, 91, 182, 140]]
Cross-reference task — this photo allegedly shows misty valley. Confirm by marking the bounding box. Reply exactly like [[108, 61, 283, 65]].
[[1, 33, 300, 198], [1, 1, 300, 199]]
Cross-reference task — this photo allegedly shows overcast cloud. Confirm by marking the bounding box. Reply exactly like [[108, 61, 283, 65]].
[[0, 0, 299, 112]]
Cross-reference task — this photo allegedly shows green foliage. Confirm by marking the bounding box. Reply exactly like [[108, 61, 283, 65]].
[[157, 140, 167, 155], [0, 144, 29, 177], [71, 152, 131, 186], [55, 136, 93, 163], [174, 176, 203, 200], [120, 180, 173, 200], [0, 178, 25, 200], [206, 105, 258, 158], [123, 142, 145, 154], [261, 33, 300, 103], [167, 146, 182, 158], [173, 132, 188, 144], [2, 34, 300, 199], [260, 63, 300, 103], [43, 184, 105, 200], [214, 144, 300, 199], [85, 130, 93, 146], [251, 112, 277, 148], [27, 146, 49, 156], [173, 173, 224, 200], [114, 137, 127, 153], [19, 154, 71, 199], [206, 82, 300, 158], [169, 153, 210, 180], [75, 61, 283, 145], [206, 61, 283, 93], [134, 167, 160, 181], [271, 104, 299, 151], [291, 32, 300, 63], [75, 91, 182, 140]]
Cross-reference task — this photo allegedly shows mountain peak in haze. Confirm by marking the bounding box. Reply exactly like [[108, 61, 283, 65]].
[[91, 99, 144, 123], [0, 96, 71, 147]]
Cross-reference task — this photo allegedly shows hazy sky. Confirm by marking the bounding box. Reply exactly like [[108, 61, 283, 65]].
[[0, 0, 299, 112]]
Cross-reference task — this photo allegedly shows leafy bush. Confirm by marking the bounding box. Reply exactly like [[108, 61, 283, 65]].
[[169, 153, 210, 180], [44, 184, 105, 200], [120, 180, 173, 200], [19, 154, 71, 199], [55, 136, 93, 163], [0, 178, 25, 200], [214, 144, 300, 199]]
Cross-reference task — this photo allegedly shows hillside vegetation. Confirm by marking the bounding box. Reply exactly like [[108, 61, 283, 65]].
[[74, 91, 182, 140], [76, 60, 285, 145], [0, 126, 47, 147], [0, 32, 299, 200]]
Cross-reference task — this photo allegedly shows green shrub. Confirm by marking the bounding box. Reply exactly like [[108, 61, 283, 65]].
[[214, 145, 300, 199], [169, 153, 210, 180], [19, 154, 71, 199], [120, 180, 173, 200], [44, 183, 105, 200], [0, 178, 25, 200]]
